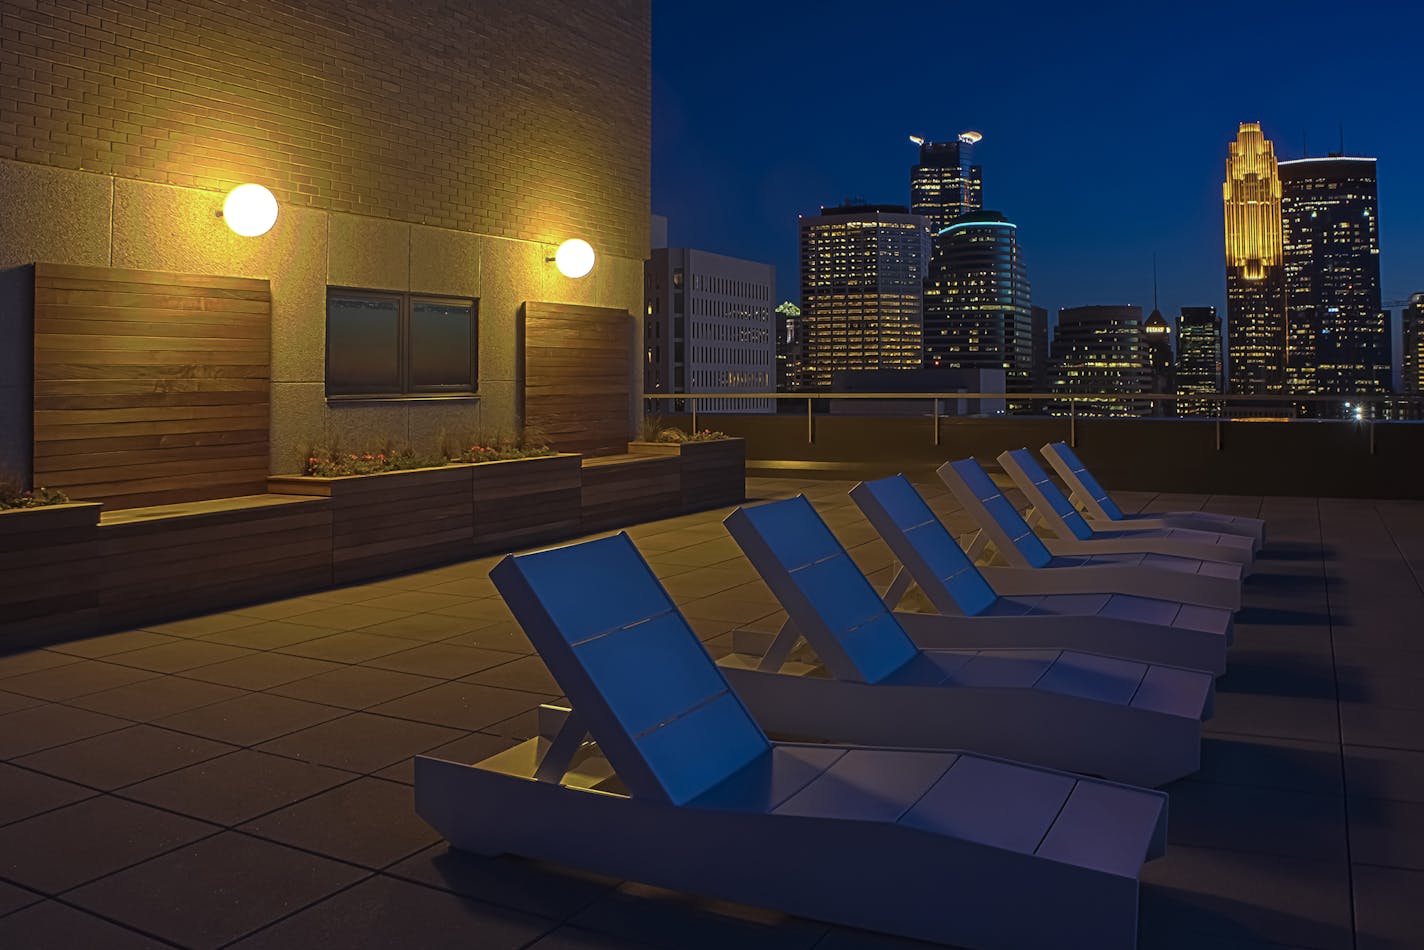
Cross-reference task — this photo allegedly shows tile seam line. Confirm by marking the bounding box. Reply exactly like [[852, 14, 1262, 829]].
[[1323, 496, 1359, 950]]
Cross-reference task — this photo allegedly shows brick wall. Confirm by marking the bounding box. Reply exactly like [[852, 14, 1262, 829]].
[[0, 0, 650, 259]]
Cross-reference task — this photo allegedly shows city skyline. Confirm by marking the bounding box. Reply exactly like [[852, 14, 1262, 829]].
[[652, 1, 1424, 364]]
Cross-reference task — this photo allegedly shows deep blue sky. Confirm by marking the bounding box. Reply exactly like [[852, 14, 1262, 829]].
[[652, 0, 1424, 333]]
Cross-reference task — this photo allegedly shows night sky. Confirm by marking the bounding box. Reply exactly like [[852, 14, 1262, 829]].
[[652, 0, 1423, 360]]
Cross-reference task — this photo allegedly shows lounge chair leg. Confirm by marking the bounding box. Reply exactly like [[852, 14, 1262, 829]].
[[963, 530, 989, 563], [757, 618, 804, 674], [882, 565, 915, 611], [534, 706, 590, 785]]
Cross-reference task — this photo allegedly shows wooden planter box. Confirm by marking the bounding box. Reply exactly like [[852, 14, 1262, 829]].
[[581, 454, 682, 532], [0, 502, 102, 649], [629, 438, 746, 511], [270, 465, 475, 584], [472, 453, 583, 554], [98, 495, 333, 631]]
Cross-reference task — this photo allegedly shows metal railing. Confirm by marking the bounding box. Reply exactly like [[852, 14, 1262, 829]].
[[641, 391, 1424, 454]]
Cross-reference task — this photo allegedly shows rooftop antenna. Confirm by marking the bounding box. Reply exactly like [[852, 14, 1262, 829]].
[[1152, 252, 1159, 312]]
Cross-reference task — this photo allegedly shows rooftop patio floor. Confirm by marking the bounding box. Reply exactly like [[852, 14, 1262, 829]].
[[1, 476, 1422, 949]]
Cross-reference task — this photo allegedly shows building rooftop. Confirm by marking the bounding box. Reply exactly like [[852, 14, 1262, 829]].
[[0, 475, 1421, 949]]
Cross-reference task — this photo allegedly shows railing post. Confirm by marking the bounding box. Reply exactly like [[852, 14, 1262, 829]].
[[806, 396, 814, 444], [1069, 399, 1077, 448], [933, 398, 940, 447], [691, 398, 697, 436]]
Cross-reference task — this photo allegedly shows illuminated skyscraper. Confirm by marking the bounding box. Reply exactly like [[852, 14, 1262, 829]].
[[1049, 305, 1151, 416], [1223, 122, 1286, 395], [775, 301, 805, 393], [799, 202, 929, 389], [1403, 293, 1424, 396], [1143, 308, 1174, 414], [1176, 306, 1223, 415], [1278, 156, 1388, 403], [910, 133, 983, 234], [921, 211, 1033, 398]]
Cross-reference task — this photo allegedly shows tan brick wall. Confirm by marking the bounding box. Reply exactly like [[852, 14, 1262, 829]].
[[0, 0, 650, 260]]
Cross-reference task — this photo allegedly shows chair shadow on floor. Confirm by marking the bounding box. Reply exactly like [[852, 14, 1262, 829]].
[[1137, 878, 1352, 950], [1259, 541, 1336, 561]]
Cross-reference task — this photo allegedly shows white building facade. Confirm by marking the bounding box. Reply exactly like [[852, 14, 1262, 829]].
[[645, 248, 776, 413]]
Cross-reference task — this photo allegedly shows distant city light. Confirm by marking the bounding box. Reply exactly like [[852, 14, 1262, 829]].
[[909, 135, 925, 146], [958, 130, 983, 145]]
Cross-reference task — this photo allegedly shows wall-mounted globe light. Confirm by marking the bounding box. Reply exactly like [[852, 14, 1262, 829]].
[[551, 238, 595, 278], [219, 184, 278, 237]]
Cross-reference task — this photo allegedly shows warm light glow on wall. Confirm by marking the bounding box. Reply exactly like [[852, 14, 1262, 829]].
[[553, 239, 595, 278], [1223, 123, 1282, 279], [221, 184, 279, 237]]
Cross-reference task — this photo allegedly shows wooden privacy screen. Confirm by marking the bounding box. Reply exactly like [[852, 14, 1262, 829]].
[[521, 302, 632, 457], [32, 263, 272, 510]]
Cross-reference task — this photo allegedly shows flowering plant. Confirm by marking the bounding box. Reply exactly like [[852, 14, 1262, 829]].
[[452, 444, 557, 463], [651, 426, 730, 443], [0, 478, 70, 510], [301, 448, 441, 477]]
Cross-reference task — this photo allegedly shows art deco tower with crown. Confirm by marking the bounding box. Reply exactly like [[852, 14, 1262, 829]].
[[1223, 122, 1287, 395]]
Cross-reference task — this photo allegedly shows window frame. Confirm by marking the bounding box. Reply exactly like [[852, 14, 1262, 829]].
[[324, 287, 479, 401]]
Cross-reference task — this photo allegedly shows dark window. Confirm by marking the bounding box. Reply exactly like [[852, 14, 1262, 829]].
[[326, 290, 477, 398]]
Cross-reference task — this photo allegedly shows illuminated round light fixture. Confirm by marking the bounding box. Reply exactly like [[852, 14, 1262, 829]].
[[220, 183, 278, 237], [958, 130, 983, 145], [552, 238, 595, 279]]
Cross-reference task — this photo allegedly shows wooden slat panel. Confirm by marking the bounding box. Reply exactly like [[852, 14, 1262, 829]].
[[522, 302, 632, 457], [33, 263, 272, 509]]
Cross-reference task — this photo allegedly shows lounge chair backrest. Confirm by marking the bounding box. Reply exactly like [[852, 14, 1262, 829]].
[[490, 534, 769, 806], [850, 475, 998, 617], [937, 458, 1054, 569], [999, 449, 1094, 541], [1042, 442, 1125, 521], [723, 495, 919, 685]]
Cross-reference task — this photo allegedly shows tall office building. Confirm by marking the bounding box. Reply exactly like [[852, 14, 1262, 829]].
[[910, 132, 983, 233], [799, 202, 929, 389], [1278, 156, 1389, 405], [1031, 305, 1050, 395], [644, 248, 776, 413], [1143, 308, 1174, 415], [775, 301, 806, 393], [1176, 306, 1224, 415], [1224, 122, 1287, 395], [1049, 305, 1151, 416], [1403, 293, 1424, 396], [922, 211, 1033, 398]]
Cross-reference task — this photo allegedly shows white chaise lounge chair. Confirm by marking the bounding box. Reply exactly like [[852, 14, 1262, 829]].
[[414, 533, 1169, 950], [850, 474, 1232, 674], [1041, 441, 1266, 551], [997, 448, 1256, 572], [721, 496, 1213, 787], [939, 457, 1244, 611]]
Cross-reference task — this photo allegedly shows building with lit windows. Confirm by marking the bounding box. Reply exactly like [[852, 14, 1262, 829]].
[[774, 301, 805, 393], [645, 248, 775, 413], [1031, 305, 1050, 395], [1278, 156, 1389, 407], [1404, 294, 1424, 398], [1143, 308, 1174, 415], [909, 133, 984, 234], [1176, 306, 1224, 415], [798, 202, 929, 390], [921, 211, 1033, 401], [1049, 305, 1151, 416], [1224, 122, 1287, 396]]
